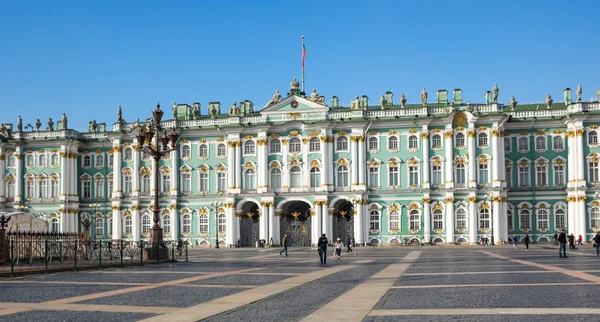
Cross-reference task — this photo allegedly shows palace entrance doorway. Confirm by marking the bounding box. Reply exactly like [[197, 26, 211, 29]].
[[279, 201, 311, 247], [239, 202, 260, 247], [332, 200, 354, 244]]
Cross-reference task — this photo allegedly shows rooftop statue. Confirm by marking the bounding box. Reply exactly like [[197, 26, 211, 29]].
[[545, 94, 553, 109], [577, 83, 583, 102], [351, 95, 363, 110], [229, 102, 240, 116], [117, 106, 122, 122], [421, 88, 427, 106], [597, 88, 600, 100], [47, 118, 54, 131], [91, 119, 98, 132], [492, 83, 499, 103], [400, 94, 407, 108], [379, 95, 385, 109], [35, 118, 42, 131], [193, 104, 201, 119], [172, 102, 178, 120], [309, 88, 325, 105], [61, 113, 68, 129], [17, 115, 22, 132], [508, 96, 518, 111], [265, 89, 282, 107]]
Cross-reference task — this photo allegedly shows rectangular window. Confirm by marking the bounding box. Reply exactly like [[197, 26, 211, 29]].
[[536, 165, 547, 186], [38, 180, 47, 199], [108, 155, 114, 167], [507, 212, 513, 231], [519, 165, 530, 186], [199, 215, 209, 233], [456, 211, 467, 230], [95, 180, 103, 199], [433, 212, 443, 230], [108, 179, 114, 196], [199, 173, 208, 192], [504, 137, 511, 152], [505, 166, 512, 188], [554, 164, 565, 186], [181, 172, 191, 193], [51, 180, 59, 199], [431, 165, 442, 186], [537, 211, 549, 230], [478, 163, 489, 184], [217, 172, 226, 191], [590, 161, 599, 183], [389, 165, 399, 186], [83, 181, 91, 199], [124, 175, 132, 194], [555, 211, 565, 229], [520, 213, 531, 230], [162, 174, 171, 193], [369, 167, 379, 187], [409, 166, 419, 186]]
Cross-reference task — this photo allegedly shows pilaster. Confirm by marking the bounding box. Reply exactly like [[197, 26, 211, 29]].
[[422, 130, 430, 189], [469, 195, 478, 244], [0, 147, 5, 201], [445, 195, 454, 244], [491, 128, 501, 188], [112, 203, 122, 240], [15, 146, 23, 203], [271, 205, 280, 246], [312, 201, 322, 246], [227, 141, 235, 190], [234, 141, 241, 192], [257, 136, 268, 193], [259, 201, 268, 241], [132, 143, 140, 197], [467, 126, 476, 188], [281, 139, 289, 190], [132, 205, 140, 241], [357, 136, 365, 189], [170, 148, 179, 198], [492, 195, 501, 243], [353, 198, 364, 244], [225, 201, 235, 247], [423, 196, 431, 243], [170, 203, 179, 240], [112, 141, 122, 199]]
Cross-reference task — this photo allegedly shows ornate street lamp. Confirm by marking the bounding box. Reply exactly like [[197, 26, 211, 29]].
[[136, 103, 180, 259], [210, 201, 223, 248], [484, 194, 496, 246]]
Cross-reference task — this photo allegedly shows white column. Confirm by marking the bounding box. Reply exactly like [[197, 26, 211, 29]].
[[58, 147, 68, 201], [567, 130, 577, 188], [322, 202, 331, 241], [579, 197, 587, 241], [259, 202, 267, 241], [171, 206, 179, 241], [112, 204, 122, 240], [491, 128, 501, 188], [270, 204, 279, 246], [501, 198, 508, 241], [469, 197, 478, 244], [358, 136, 365, 188], [0, 148, 6, 200], [423, 197, 431, 243], [225, 204, 235, 247], [281, 139, 289, 190], [113, 143, 122, 198], [354, 200, 364, 244], [468, 127, 476, 188], [567, 195, 576, 235], [445, 129, 454, 189], [227, 141, 235, 190], [492, 197, 501, 244], [445, 197, 454, 244], [171, 148, 179, 197], [312, 202, 321, 246], [132, 206, 140, 241], [132, 144, 140, 197], [350, 136, 358, 187], [422, 131, 430, 189], [14, 148, 23, 203], [302, 138, 309, 189], [234, 142, 241, 190], [257, 137, 268, 193], [576, 129, 585, 184], [327, 136, 334, 192], [319, 136, 328, 192]]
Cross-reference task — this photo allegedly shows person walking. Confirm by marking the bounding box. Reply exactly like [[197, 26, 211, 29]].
[[346, 237, 353, 253], [558, 229, 568, 258], [577, 235, 583, 246], [317, 233, 329, 265], [593, 232, 600, 257], [512, 236, 519, 249], [335, 238, 343, 260], [280, 234, 289, 257], [553, 233, 558, 247], [523, 233, 530, 251], [568, 233, 575, 250]]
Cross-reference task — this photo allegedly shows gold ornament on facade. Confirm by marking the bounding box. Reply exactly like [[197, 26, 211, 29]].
[[358, 136, 364, 142], [421, 132, 429, 139], [433, 203, 443, 211], [535, 129, 546, 135], [577, 196, 587, 202], [409, 128, 418, 134], [111, 206, 121, 211], [566, 130, 575, 138], [289, 130, 300, 137], [409, 203, 420, 210], [281, 138, 288, 145], [501, 197, 508, 202], [422, 198, 431, 204], [257, 138, 268, 146], [301, 138, 309, 144], [452, 112, 467, 127], [445, 198, 454, 204], [389, 130, 398, 135], [310, 159, 320, 167], [468, 197, 478, 203], [309, 131, 319, 137], [467, 130, 476, 137], [576, 129, 585, 136], [444, 131, 453, 139], [491, 129, 499, 137], [245, 162, 255, 169], [566, 196, 576, 202], [288, 112, 300, 119], [592, 201, 600, 207]]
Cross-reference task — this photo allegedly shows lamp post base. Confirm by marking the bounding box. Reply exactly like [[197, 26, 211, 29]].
[[144, 227, 169, 260]]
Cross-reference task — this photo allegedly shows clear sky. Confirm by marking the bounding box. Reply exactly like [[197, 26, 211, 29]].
[[1, 0, 599, 131]]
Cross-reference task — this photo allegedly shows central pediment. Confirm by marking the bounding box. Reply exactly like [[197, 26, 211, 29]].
[[260, 96, 329, 114]]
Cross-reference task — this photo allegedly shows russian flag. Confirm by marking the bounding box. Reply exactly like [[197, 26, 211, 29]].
[[302, 43, 306, 69]]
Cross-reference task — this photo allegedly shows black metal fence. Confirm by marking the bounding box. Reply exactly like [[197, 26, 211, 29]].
[[0, 231, 188, 277]]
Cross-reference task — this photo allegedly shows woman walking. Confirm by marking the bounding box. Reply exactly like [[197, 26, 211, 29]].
[[593, 232, 600, 257], [523, 233, 530, 251], [347, 237, 353, 253], [335, 238, 343, 260]]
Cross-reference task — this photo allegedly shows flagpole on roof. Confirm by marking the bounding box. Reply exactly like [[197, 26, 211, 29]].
[[301, 35, 305, 94]]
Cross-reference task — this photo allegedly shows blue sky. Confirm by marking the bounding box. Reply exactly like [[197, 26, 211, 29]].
[[1, 0, 598, 130]]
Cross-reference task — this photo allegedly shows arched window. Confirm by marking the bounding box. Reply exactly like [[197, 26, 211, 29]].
[[479, 207, 490, 229], [199, 214, 209, 233], [244, 168, 256, 189], [199, 144, 208, 158], [218, 213, 226, 233], [123, 147, 133, 161], [124, 216, 133, 235], [95, 154, 103, 168], [535, 136, 546, 151], [270, 139, 281, 153], [309, 167, 320, 188], [289, 138, 301, 153], [336, 165, 349, 187], [519, 209, 531, 230], [309, 137, 320, 152], [388, 136, 399, 150], [244, 140, 255, 155], [408, 135, 418, 149], [368, 137, 379, 150], [5, 176, 15, 200], [591, 208, 600, 228], [141, 174, 150, 195], [290, 166, 302, 188], [537, 209, 548, 230], [142, 214, 151, 234], [95, 218, 104, 236], [431, 134, 442, 149], [369, 210, 380, 230], [518, 137, 528, 151], [39, 154, 47, 167], [336, 136, 348, 151], [82, 155, 90, 168], [182, 214, 191, 234], [589, 131, 598, 145], [409, 209, 420, 230], [270, 168, 281, 189], [51, 218, 59, 233], [433, 209, 444, 230], [455, 132, 465, 147], [555, 208, 565, 229], [389, 210, 400, 230], [51, 154, 59, 167], [478, 133, 488, 147], [181, 145, 191, 159], [553, 136, 564, 150], [7, 154, 16, 167], [456, 208, 467, 230], [456, 162, 466, 185], [217, 143, 226, 157]]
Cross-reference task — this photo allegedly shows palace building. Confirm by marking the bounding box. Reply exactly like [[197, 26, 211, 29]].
[[1, 79, 600, 246]]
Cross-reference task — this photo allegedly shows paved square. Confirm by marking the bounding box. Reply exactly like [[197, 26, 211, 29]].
[[0, 246, 599, 321]]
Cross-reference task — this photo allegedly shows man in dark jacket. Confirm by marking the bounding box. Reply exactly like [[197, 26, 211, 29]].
[[558, 229, 568, 258], [317, 233, 329, 264], [280, 234, 289, 257], [568, 233, 575, 250]]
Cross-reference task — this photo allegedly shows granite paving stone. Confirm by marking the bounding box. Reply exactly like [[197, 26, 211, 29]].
[[0, 283, 128, 303], [23, 272, 201, 284], [0, 310, 155, 322], [394, 272, 587, 286], [405, 264, 540, 274], [190, 273, 293, 286], [363, 315, 600, 322], [75, 285, 248, 308], [375, 285, 599, 309], [253, 267, 321, 274]]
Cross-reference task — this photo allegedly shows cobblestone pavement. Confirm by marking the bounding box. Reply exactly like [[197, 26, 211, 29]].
[[0, 245, 599, 321]]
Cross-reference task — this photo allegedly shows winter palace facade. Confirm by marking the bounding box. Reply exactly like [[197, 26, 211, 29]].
[[1, 80, 600, 246]]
